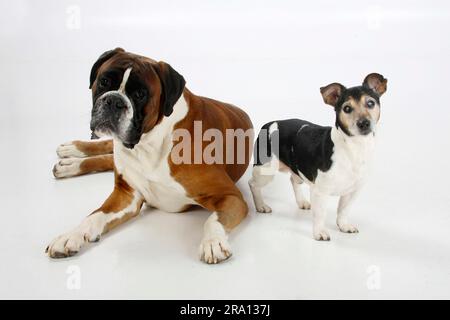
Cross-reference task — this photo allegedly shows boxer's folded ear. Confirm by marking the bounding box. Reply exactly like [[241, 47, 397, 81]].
[[154, 61, 186, 117], [89, 48, 125, 89]]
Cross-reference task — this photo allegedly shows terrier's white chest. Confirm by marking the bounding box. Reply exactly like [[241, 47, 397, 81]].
[[314, 132, 376, 196]]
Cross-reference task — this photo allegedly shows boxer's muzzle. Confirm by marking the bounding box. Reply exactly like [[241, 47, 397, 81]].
[[90, 91, 136, 147]]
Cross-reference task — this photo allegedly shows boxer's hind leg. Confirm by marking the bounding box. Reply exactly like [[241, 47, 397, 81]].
[[46, 175, 144, 258], [53, 154, 114, 178], [57, 139, 113, 158], [195, 180, 248, 264]]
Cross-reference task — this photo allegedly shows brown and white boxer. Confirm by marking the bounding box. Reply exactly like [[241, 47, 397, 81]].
[[47, 48, 253, 264]]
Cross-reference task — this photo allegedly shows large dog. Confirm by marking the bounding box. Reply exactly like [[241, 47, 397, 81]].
[[47, 48, 253, 264]]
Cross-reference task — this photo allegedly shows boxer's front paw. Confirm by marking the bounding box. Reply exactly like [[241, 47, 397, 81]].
[[199, 237, 232, 264], [338, 223, 359, 233], [46, 220, 101, 258], [53, 158, 82, 179], [313, 229, 331, 241], [57, 141, 86, 158]]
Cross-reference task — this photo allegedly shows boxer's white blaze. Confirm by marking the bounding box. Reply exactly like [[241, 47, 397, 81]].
[[119, 67, 134, 122], [119, 67, 132, 94], [117, 68, 134, 138]]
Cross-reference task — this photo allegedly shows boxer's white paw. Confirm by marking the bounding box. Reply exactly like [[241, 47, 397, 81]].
[[313, 229, 331, 241], [57, 142, 85, 158], [297, 200, 311, 210], [338, 223, 359, 233], [199, 212, 232, 264], [53, 158, 82, 179], [199, 236, 232, 264], [46, 219, 102, 258], [256, 204, 272, 213]]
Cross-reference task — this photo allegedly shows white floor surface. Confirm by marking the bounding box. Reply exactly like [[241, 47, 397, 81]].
[[0, 0, 449, 299]]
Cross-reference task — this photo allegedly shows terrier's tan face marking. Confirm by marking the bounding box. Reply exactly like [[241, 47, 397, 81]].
[[338, 94, 381, 136], [320, 73, 387, 136]]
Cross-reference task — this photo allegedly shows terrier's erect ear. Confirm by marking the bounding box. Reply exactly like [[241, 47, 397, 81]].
[[320, 83, 346, 107], [363, 73, 387, 96], [89, 48, 125, 89], [154, 61, 186, 117]]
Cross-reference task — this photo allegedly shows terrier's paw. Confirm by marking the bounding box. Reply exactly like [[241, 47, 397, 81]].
[[313, 229, 331, 241], [255, 204, 272, 213], [297, 200, 311, 210], [46, 221, 101, 258], [338, 224, 359, 233], [199, 237, 232, 264], [57, 142, 85, 158], [53, 158, 82, 179]]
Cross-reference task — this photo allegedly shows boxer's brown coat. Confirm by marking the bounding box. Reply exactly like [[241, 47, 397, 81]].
[[48, 49, 253, 263]]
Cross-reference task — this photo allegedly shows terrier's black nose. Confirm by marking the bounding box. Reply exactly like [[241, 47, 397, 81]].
[[357, 118, 371, 131]]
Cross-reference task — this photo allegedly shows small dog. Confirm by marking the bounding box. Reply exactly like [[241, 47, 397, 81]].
[[249, 73, 387, 240]]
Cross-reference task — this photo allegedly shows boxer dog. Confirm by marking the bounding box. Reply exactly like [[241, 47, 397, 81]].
[[47, 48, 253, 264]]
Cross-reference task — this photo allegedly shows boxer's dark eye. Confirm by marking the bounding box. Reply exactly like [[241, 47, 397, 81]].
[[367, 100, 375, 108], [133, 89, 147, 101], [99, 78, 110, 88], [343, 105, 353, 113]]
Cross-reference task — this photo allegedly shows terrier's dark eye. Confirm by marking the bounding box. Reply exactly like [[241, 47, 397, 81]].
[[367, 100, 375, 108], [99, 78, 110, 88], [343, 105, 353, 113]]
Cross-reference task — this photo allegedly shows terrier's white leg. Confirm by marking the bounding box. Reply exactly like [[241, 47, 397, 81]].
[[248, 163, 275, 213], [311, 188, 330, 241], [290, 174, 311, 210], [337, 190, 360, 233]]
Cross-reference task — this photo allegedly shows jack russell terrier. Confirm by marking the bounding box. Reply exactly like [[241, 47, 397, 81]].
[[249, 73, 387, 241]]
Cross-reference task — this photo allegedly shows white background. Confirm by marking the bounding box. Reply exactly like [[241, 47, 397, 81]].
[[0, 0, 449, 299]]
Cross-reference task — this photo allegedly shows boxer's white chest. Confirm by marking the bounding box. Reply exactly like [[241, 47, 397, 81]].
[[113, 97, 196, 212], [312, 128, 376, 196]]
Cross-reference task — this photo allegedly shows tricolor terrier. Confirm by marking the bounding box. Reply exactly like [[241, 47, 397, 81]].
[[249, 73, 387, 240]]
